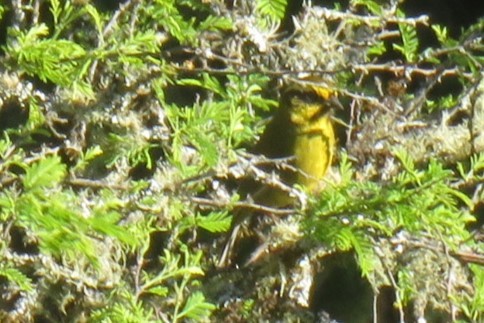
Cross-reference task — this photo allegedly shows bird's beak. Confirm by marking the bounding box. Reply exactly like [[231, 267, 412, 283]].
[[329, 95, 344, 111]]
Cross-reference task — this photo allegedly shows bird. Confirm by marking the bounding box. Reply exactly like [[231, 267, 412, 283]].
[[217, 79, 341, 268]]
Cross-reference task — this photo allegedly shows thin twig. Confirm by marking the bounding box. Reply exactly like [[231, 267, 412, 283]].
[[316, 8, 429, 27], [66, 178, 129, 191], [187, 196, 296, 216]]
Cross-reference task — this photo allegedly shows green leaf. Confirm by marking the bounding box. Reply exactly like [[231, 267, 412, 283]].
[[367, 41, 386, 56], [23, 156, 66, 190], [90, 210, 137, 246], [21, 23, 49, 43], [26, 100, 45, 129], [256, 0, 288, 21], [199, 16, 233, 32], [432, 25, 449, 45], [0, 266, 33, 292], [177, 73, 225, 96], [393, 19, 419, 62], [190, 133, 219, 167], [176, 292, 216, 320], [84, 4, 104, 36], [50, 0, 62, 25], [196, 211, 232, 233], [146, 286, 169, 297]]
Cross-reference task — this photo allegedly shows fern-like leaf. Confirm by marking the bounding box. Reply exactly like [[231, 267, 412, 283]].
[[256, 0, 287, 21]]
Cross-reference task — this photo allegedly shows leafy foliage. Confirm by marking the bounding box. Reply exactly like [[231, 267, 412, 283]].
[[394, 12, 419, 62], [0, 0, 482, 322], [256, 0, 288, 21], [92, 246, 215, 322], [8, 24, 91, 89], [1, 156, 136, 266], [306, 151, 474, 278]]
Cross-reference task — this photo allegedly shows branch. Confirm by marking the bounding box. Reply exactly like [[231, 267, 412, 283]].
[[187, 196, 296, 216], [316, 7, 430, 27]]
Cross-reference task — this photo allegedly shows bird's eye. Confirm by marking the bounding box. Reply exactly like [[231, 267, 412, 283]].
[[303, 92, 321, 103], [286, 90, 322, 105]]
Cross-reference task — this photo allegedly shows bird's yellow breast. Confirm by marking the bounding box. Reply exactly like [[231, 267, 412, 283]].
[[293, 112, 334, 191]]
